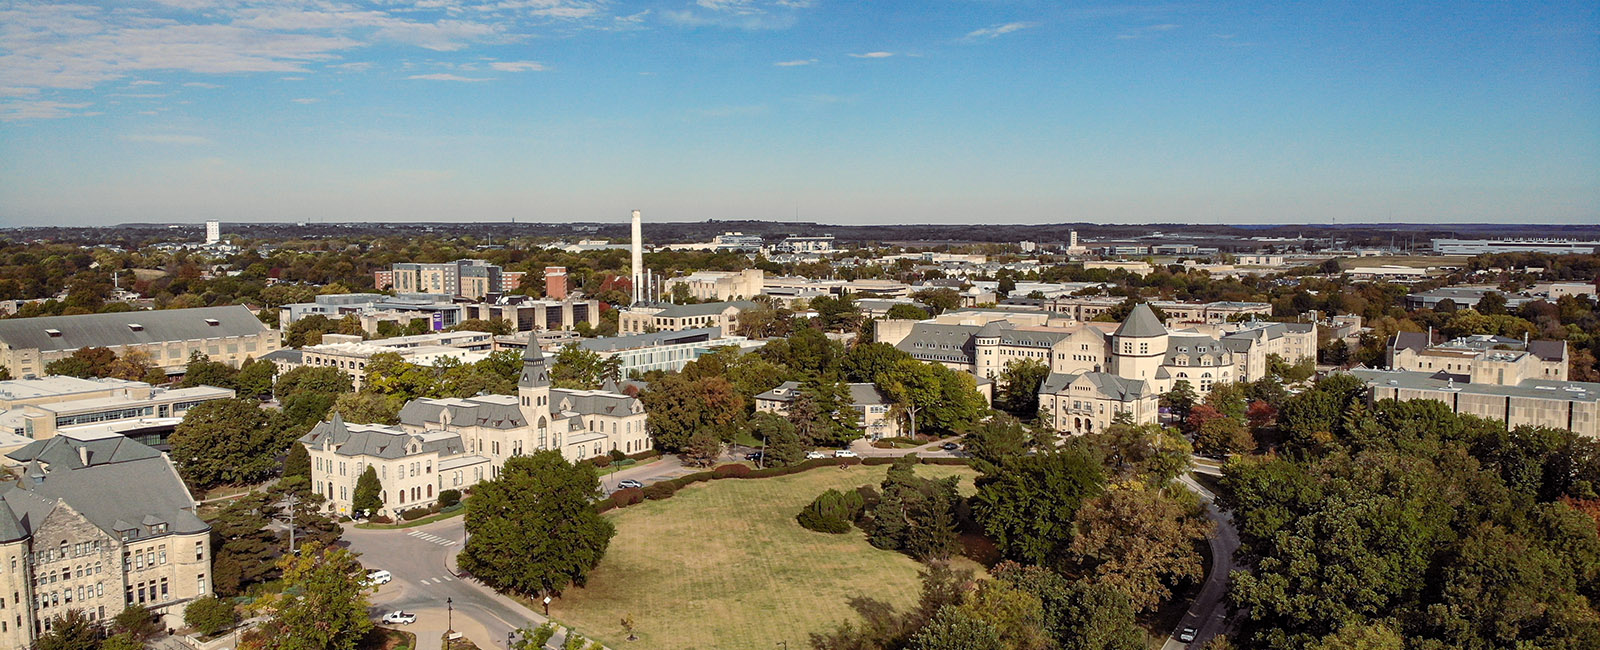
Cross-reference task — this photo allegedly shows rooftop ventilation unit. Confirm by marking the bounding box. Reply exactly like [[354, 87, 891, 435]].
[[44, 329, 61, 338]]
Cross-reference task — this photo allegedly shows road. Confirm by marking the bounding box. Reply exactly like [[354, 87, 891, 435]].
[[345, 454, 707, 649], [1162, 463, 1240, 649]]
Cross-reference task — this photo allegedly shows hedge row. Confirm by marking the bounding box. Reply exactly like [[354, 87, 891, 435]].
[[593, 455, 970, 513]]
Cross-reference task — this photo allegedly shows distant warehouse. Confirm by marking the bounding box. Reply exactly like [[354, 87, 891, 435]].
[[1430, 238, 1599, 255], [0, 305, 279, 379]]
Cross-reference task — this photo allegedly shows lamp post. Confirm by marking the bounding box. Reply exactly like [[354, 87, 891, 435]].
[[507, 631, 514, 648], [446, 597, 453, 634]]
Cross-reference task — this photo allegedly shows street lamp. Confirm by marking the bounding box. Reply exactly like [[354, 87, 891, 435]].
[[446, 597, 453, 634], [507, 631, 515, 648]]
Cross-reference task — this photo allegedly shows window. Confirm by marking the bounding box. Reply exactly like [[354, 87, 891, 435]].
[[195, 542, 204, 562], [197, 574, 206, 594]]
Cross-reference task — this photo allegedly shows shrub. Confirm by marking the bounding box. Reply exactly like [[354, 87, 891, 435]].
[[369, 514, 394, 524], [919, 457, 971, 466], [184, 596, 238, 637], [438, 489, 462, 508], [713, 464, 752, 478], [612, 487, 644, 507], [593, 497, 617, 514], [610, 449, 628, 463], [797, 488, 866, 534], [863, 457, 895, 466], [399, 507, 430, 521], [642, 482, 677, 500]]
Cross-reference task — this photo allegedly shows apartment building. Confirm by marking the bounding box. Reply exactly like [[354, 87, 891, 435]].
[[1, 434, 212, 645], [383, 260, 525, 299], [0, 306, 279, 380], [300, 348, 648, 517]]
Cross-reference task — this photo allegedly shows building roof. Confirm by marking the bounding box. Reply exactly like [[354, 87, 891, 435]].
[[261, 348, 303, 364], [0, 305, 267, 355], [1528, 340, 1567, 362], [1114, 304, 1167, 338], [1039, 371, 1154, 401], [518, 345, 550, 390], [1351, 368, 1600, 402], [0, 376, 146, 404], [651, 300, 761, 319], [398, 397, 529, 431], [576, 328, 725, 353], [0, 435, 207, 539], [893, 323, 979, 364], [301, 413, 469, 459]]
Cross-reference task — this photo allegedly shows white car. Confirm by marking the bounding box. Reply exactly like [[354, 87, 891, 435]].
[[805, 451, 828, 459], [382, 611, 417, 625], [364, 569, 392, 586], [834, 449, 859, 458]]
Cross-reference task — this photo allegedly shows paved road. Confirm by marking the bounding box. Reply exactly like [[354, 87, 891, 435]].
[[1162, 464, 1241, 649]]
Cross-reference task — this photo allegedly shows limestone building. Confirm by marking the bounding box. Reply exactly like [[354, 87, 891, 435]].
[[661, 270, 764, 302], [0, 306, 279, 380], [0, 434, 211, 645], [298, 347, 648, 518], [617, 301, 759, 337]]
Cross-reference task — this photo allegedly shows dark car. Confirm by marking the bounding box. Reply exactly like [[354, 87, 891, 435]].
[[745, 451, 765, 461], [941, 442, 959, 451]]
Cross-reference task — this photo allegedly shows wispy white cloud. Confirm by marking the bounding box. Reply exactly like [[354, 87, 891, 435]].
[[128, 80, 164, 86], [663, 0, 815, 30], [848, 51, 893, 59], [182, 82, 223, 88], [291, 97, 320, 103], [774, 58, 817, 67], [489, 60, 546, 72], [963, 22, 1038, 41], [407, 73, 492, 81], [0, 99, 93, 121], [1116, 23, 1180, 39], [119, 133, 213, 145]]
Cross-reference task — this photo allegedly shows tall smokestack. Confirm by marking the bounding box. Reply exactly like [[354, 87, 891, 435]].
[[631, 210, 643, 305]]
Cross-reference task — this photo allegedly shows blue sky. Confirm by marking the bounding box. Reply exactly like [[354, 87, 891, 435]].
[[0, 0, 1596, 226]]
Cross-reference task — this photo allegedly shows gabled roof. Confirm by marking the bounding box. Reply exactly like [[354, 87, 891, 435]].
[[1390, 331, 1430, 353], [0, 439, 207, 539], [1114, 304, 1167, 338], [1528, 340, 1567, 362], [1038, 371, 1154, 401], [7, 434, 164, 470], [398, 397, 529, 430], [0, 305, 268, 354], [652, 300, 761, 319]]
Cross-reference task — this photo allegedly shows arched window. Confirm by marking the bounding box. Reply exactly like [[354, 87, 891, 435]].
[[426, 485, 433, 499]]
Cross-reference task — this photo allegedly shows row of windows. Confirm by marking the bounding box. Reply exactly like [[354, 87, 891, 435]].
[[34, 561, 102, 588], [38, 583, 103, 610], [55, 406, 154, 427]]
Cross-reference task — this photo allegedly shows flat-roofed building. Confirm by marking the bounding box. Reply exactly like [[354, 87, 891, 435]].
[[0, 306, 278, 380], [1387, 332, 1567, 383], [1431, 239, 1600, 255], [662, 269, 764, 302], [575, 328, 748, 376], [617, 301, 759, 337], [1353, 368, 1599, 439], [292, 331, 495, 389], [468, 295, 599, 332]]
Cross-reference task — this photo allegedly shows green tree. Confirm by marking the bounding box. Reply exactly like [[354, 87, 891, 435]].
[[910, 288, 961, 315], [750, 412, 803, 466], [910, 607, 1003, 650], [113, 603, 161, 641], [352, 465, 383, 517], [170, 398, 280, 488], [962, 415, 1035, 471], [102, 633, 144, 650], [973, 449, 1105, 567], [259, 542, 372, 650], [34, 610, 101, 650], [993, 562, 1144, 650], [44, 346, 116, 378], [208, 491, 282, 596], [886, 304, 932, 321], [181, 349, 239, 390], [996, 358, 1050, 418], [842, 342, 913, 384], [956, 580, 1051, 650], [235, 356, 279, 397], [551, 342, 606, 389], [639, 374, 744, 451], [876, 358, 985, 436], [867, 456, 963, 560], [275, 365, 354, 401], [1194, 415, 1255, 456], [185, 595, 240, 636], [1079, 422, 1192, 486], [1162, 380, 1198, 422], [330, 391, 400, 425], [459, 452, 616, 599]]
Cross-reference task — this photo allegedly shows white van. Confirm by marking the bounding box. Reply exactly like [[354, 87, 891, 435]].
[[365, 569, 393, 586]]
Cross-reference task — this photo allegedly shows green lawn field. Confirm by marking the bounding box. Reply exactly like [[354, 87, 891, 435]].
[[548, 464, 981, 650]]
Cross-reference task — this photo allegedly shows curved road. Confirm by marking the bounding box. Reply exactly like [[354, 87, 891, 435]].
[[1163, 464, 1240, 649]]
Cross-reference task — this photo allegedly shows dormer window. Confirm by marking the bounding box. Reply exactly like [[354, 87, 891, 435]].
[[204, 318, 220, 326], [45, 329, 62, 338], [128, 323, 144, 332]]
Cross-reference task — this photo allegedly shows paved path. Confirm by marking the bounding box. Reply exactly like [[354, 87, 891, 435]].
[[1161, 463, 1240, 649]]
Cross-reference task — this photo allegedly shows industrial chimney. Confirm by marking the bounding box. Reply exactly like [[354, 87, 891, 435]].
[[630, 210, 643, 305]]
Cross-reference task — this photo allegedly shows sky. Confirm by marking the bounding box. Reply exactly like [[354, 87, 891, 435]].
[[0, 0, 1596, 227]]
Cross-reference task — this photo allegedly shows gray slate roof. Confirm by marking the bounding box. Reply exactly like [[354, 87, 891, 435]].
[[301, 413, 468, 459], [0, 436, 206, 540], [893, 323, 979, 364], [577, 328, 723, 353], [0, 305, 267, 354], [1039, 371, 1154, 401], [1114, 303, 1167, 338], [398, 398, 529, 430]]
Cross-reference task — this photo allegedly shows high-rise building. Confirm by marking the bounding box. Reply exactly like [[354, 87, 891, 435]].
[[203, 221, 220, 245], [545, 267, 568, 300]]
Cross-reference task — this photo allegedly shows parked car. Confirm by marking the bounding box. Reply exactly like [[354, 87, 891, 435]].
[[617, 479, 644, 489], [382, 611, 417, 625], [805, 451, 828, 459], [834, 449, 859, 458], [1177, 626, 1198, 643], [364, 569, 392, 586], [745, 451, 765, 462], [941, 442, 959, 451]]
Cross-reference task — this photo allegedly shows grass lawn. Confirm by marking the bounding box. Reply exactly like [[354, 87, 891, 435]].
[[550, 464, 981, 650]]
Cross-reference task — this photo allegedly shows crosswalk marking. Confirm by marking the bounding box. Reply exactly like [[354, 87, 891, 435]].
[[405, 530, 458, 546], [416, 576, 456, 585]]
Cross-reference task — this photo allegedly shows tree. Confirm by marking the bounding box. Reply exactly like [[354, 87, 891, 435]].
[[1079, 422, 1192, 486], [751, 412, 803, 466], [105, 349, 158, 382], [114, 603, 161, 641], [798, 488, 866, 534], [331, 391, 400, 425], [282, 442, 311, 481], [1067, 484, 1213, 612], [993, 562, 1144, 650], [842, 342, 913, 384], [44, 346, 116, 378], [1162, 380, 1198, 422], [1475, 291, 1509, 315], [34, 610, 101, 650], [789, 380, 861, 447], [181, 349, 239, 390], [866, 456, 963, 560], [1194, 415, 1255, 457], [910, 288, 961, 315], [255, 542, 372, 650], [235, 356, 279, 397], [962, 415, 1035, 471], [551, 342, 606, 390], [459, 452, 615, 599], [877, 358, 985, 437], [955, 580, 1051, 650], [973, 448, 1105, 567], [208, 491, 283, 596], [640, 374, 744, 451], [683, 429, 724, 467], [352, 466, 383, 517], [886, 304, 932, 321], [170, 398, 280, 488], [102, 633, 144, 650], [997, 358, 1050, 418], [275, 365, 353, 402], [185, 595, 240, 636], [910, 607, 1003, 650]]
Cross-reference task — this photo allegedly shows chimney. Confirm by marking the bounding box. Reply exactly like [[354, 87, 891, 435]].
[[545, 267, 568, 300], [630, 210, 644, 305], [78, 445, 89, 467]]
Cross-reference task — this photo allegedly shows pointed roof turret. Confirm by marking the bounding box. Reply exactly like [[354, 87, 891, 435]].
[[1114, 303, 1167, 338], [328, 411, 349, 435], [519, 346, 550, 389]]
